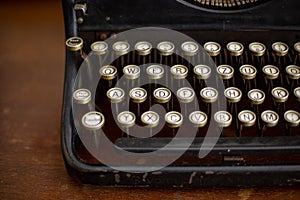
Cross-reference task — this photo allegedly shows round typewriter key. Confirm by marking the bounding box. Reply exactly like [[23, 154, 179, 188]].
[[193, 65, 211, 80], [135, 41, 152, 56], [170, 65, 188, 79], [129, 87, 147, 103], [82, 111, 105, 130], [224, 87, 242, 103], [106, 87, 125, 103], [261, 110, 279, 127], [294, 42, 300, 55], [99, 65, 117, 80], [248, 89, 265, 105], [238, 110, 256, 127], [200, 87, 218, 103], [123, 65, 140, 80], [214, 111, 232, 127], [181, 41, 199, 56], [153, 87, 172, 103], [157, 41, 175, 56], [262, 65, 280, 80], [239, 64, 257, 80], [141, 111, 160, 128], [226, 42, 244, 56], [284, 110, 300, 127], [73, 88, 91, 104], [272, 42, 289, 56], [249, 42, 266, 56], [112, 41, 130, 56], [189, 111, 208, 127], [285, 65, 300, 80], [117, 111, 136, 128], [90, 41, 108, 55], [165, 111, 183, 128], [66, 37, 83, 51], [204, 41, 221, 56], [216, 65, 234, 80], [271, 87, 289, 103], [176, 87, 195, 103], [146, 65, 164, 79], [294, 87, 300, 102]]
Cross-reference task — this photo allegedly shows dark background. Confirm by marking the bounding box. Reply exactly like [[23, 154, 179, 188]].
[[0, 1, 299, 199]]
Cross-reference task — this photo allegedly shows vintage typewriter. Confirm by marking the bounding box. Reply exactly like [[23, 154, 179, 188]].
[[62, 0, 300, 186]]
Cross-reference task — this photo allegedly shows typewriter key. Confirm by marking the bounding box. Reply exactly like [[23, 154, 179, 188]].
[[90, 41, 108, 55], [129, 87, 147, 103], [193, 65, 211, 80], [189, 111, 208, 127], [285, 65, 300, 80], [157, 41, 175, 56], [238, 110, 256, 127], [216, 65, 234, 80], [141, 111, 160, 128], [239, 65, 257, 80], [146, 65, 165, 92], [117, 111, 136, 137], [153, 87, 172, 103], [177, 87, 195, 116], [66, 37, 83, 51], [153, 87, 172, 111], [294, 87, 300, 110], [135, 41, 152, 56], [294, 42, 300, 55], [193, 64, 211, 89], [82, 111, 105, 130], [176, 87, 195, 104], [249, 42, 266, 57], [240, 64, 257, 91], [181, 41, 199, 56], [238, 110, 257, 137], [200, 87, 218, 103], [123, 65, 140, 80], [262, 65, 280, 80], [272, 42, 289, 56], [106, 87, 125, 113], [294, 87, 300, 102], [73, 88, 91, 104], [204, 41, 221, 56], [262, 65, 280, 92], [165, 111, 183, 128], [171, 65, 188, 88], [130, 87, 147, 116], [284, 110, 300, 127], [248, 89, 265, 105], [117, 111, 136, 128], [226, 42, 244, 56], [216, 65, 234, 87], [106, 87, 125, 103], [112, 41, 130, 56], [224, 87, 242, 103], [214, 111, 232, 128], [261, 110, 279, 127], [99, 65, 117, 80], [146, 65, 164, 80], [170, 65, 188, 79], [271, 87, 289, 103]]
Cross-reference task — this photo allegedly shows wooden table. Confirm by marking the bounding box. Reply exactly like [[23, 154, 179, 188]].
[[0, 1, 299, 199]]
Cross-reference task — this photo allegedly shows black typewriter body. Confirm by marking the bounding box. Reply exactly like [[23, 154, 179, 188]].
[[62, 0, 300, 187]]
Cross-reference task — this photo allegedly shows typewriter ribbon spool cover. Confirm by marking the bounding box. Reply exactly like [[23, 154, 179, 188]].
[[62, 0, 300, 186]]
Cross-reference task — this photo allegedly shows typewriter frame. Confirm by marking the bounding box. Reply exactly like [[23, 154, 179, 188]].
[[62, 0, 300, 186]]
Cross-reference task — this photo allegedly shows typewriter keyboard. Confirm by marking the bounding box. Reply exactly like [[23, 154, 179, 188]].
[[67, 31, 300, 166]]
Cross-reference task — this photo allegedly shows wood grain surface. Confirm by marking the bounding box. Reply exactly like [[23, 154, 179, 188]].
[[0, 1, 299, 199]]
